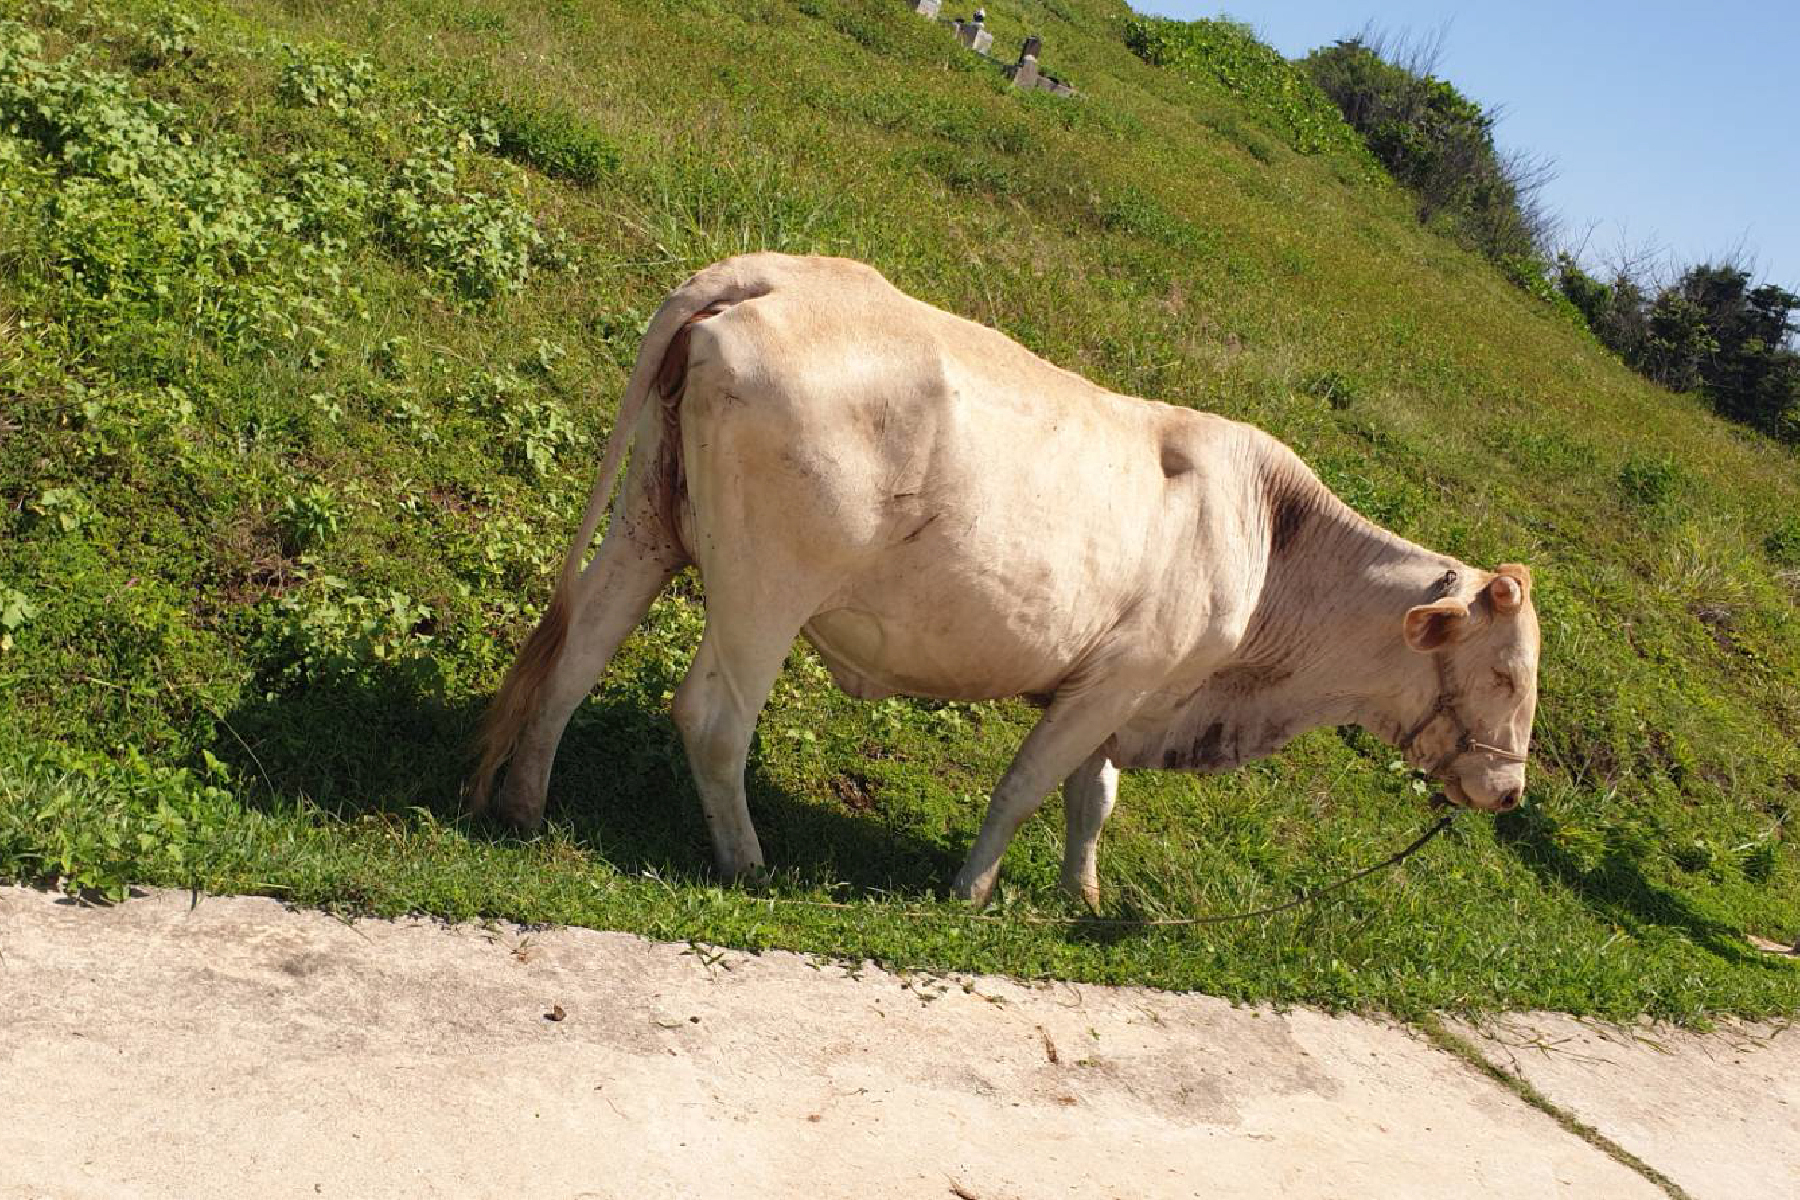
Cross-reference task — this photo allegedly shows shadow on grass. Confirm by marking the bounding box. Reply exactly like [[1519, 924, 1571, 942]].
[[215, 666, 960, 897], [1494, 805, 1768, 967]]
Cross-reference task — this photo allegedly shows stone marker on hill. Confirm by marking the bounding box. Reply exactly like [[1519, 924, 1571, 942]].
[[1007, 34, 1076, 96], [955, 9, 993, 56]]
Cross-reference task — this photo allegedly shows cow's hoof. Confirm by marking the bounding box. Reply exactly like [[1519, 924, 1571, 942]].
[[732, 865, 772, 891], [488, 799, 546, 834], [1060, 874, 1101, 912], [481, 774, 549, 833], [715, 855, 767, 885], [951, 869, 996, 908]]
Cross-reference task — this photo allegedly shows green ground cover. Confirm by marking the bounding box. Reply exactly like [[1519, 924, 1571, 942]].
[[2, 0, 1796, 1020]]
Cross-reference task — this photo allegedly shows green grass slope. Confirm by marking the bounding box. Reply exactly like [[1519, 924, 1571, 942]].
[[2, 0, 1796, 1020]]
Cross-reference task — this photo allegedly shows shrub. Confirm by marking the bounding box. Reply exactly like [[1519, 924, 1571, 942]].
[[281, 152, 376, 244], [256, 574, 442, 695], [1302, 37, 1550, 271], [1564, 256, 1800, 443], [1555, 254, 1650, 361], [1655, 267, 1800, 438], [29, 486, 98, 533], [386, 178, 542, 300], [454, 368, 577, 476], [1499, 253, 1571, 310], [1639, 288, 1718, 393], [0, 743, 236, 901], [0, 21, 346, 358]]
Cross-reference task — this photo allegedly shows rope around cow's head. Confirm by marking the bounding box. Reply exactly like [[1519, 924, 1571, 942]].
[[1396, 651, 1531, 802]]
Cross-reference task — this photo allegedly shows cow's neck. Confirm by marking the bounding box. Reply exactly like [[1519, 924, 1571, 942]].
[[1141, 446, 1463, 773]]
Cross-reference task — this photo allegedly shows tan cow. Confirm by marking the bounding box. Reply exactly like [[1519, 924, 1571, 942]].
[[472, 254, 1539, 907]]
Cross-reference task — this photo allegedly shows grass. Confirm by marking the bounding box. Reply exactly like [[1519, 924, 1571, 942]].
[[0, 0, 1796, 1022]]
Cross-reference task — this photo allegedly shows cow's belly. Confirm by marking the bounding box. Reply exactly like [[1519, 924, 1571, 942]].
[[795, 506, 1246, 706], [801, 602, 1078, 703]]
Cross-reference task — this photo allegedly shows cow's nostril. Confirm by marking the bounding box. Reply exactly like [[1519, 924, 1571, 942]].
[[1496, 787, 1522, 812]]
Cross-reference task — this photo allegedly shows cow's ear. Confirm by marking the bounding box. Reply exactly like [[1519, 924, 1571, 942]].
[[1403, 600, 1470, 652]]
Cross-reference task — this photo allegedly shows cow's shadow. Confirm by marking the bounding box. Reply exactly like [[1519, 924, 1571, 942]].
[[216, 665, 961, 895], [1493, 805, 1770, 967]]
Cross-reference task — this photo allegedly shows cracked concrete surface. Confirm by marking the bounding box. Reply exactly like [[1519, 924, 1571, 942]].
[[1449, 1013, 1796, 1200], [1, 885, 1788, 1199]]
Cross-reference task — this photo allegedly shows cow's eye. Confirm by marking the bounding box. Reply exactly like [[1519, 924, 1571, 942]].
[[1491, 669, 1517, 695]]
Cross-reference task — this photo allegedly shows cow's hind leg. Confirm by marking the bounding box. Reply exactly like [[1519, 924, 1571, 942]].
[[1060, 751, 1119, 909], [482, 530, 679, 830], [953, 692, 1140, 907], [670, 594, 818, 879]]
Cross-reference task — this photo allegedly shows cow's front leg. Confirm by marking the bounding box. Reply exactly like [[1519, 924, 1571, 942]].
[[1060, 751, 1119, 909], [953, 693, 1140, 907]]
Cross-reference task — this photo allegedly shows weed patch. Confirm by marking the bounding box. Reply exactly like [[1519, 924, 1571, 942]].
[[1617, 454, 1685, 515], [1124, 16, 1368, 159], [486, 97, 619, 187]]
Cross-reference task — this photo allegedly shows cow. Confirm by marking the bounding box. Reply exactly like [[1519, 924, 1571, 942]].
[[471, 254, 1540, 907]]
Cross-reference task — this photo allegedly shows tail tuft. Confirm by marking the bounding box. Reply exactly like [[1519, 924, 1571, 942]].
[[468, 588, 573, 813]]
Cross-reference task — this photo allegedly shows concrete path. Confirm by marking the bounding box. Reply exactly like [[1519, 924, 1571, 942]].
[[1447, 1013, 1796, 1200], [0, 885, 1790, 1199]]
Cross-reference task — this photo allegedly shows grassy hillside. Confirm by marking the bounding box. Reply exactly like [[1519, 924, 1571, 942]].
[[2, 0, 1796, 1020]]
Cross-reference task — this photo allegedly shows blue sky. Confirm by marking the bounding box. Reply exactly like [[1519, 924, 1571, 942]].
[[1139, 2, 1800, 289]]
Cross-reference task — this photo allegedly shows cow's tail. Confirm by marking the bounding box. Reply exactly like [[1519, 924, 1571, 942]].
[[468, 260, 772, 813]]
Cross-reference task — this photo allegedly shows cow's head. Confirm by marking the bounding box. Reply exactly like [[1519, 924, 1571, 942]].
[[1400, 564, 1540, 813]]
